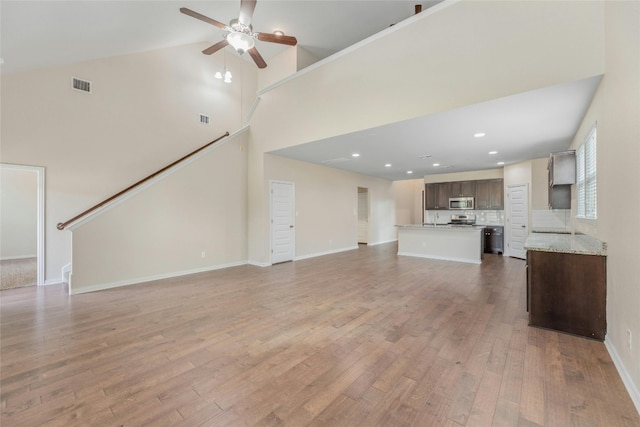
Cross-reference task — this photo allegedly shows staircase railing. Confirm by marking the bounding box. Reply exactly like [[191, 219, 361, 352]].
[[57, 131, 230, 230]]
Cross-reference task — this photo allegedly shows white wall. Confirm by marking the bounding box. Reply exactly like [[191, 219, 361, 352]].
[[0, 166, 37, 259], [424, 168, 503, 183], [569, 0, 640, 409], [264, 154, 396, 261], [0, 42, 257, 283], [247, 1, 605, 264], [70, 131, 249, 294], [530, 157, 549, 210], [393, 179, 425, 225], [257, 47, 297, 91], [252, 1, 604, 154]]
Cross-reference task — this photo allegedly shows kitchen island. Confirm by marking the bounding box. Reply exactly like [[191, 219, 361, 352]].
[[396, 224, 483, 264]]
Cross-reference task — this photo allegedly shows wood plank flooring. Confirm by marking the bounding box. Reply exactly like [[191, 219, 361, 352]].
[[1, 243, 638, 426]]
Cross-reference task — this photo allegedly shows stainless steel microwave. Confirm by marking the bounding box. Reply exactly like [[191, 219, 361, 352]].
[[449, 197, 474, 210]]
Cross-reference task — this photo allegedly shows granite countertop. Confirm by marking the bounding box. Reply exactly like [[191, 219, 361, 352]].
[[524, 233, 607, 256], [531, 228, 571, 234], [396, 224, 482, 231]]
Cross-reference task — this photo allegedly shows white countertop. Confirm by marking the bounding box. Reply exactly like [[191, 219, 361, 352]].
[[524, 233, 607, 256]]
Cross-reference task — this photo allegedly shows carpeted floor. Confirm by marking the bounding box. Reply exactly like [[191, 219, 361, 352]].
[[0, 258, 37, 290]]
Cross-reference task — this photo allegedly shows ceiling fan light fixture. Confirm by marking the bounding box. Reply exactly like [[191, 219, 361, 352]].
[[227, 32, 255, 54], [273, 30, 285, 36]]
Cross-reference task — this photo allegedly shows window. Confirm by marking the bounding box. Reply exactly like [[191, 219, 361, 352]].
[[576, 125, 597, 219]]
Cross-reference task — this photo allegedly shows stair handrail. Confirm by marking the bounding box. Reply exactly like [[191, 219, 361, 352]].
[[57, 131, 230, 230]]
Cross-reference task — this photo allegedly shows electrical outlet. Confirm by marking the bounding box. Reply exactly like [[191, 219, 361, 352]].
[[628, 329, 632, 349], [201, 251, 206, 259]]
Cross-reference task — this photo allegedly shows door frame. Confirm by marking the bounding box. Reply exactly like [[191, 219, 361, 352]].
[[269, 180, 295, 264], [357, 187, 369, 245], [0, 163, 46, 286], [505, 183, 529, 259]]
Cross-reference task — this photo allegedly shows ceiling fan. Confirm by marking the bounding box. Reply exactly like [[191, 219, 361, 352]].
[[180, 0, 298, 69]]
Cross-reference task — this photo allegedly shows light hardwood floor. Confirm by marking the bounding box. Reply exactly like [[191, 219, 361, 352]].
[[1, 243, 638, 426]]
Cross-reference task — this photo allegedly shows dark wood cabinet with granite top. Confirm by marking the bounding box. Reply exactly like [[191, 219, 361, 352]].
[[527, 250, 606, 340]]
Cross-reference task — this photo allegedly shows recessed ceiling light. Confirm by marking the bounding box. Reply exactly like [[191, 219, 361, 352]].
[[352, 153, 360, 157], [497, 161, 505, 165], [384, 163, 392, 167], [433, 163, 440, 167], [407, 170, 413, 174], [489, 151, 498, 155], [474, 132, 486, 138], [419, 154, 432, 159]]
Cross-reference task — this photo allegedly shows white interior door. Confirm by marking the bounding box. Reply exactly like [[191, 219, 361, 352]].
[[271, 181, 295, 264], [506, 184, 529, 259]]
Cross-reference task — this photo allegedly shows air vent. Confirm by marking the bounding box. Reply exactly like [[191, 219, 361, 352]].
[[199, 114, 210, 125], [321, 157, 349, 164], [72, 77, 92, 93]]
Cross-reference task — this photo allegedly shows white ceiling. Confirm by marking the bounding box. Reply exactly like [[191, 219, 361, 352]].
[[1, 1, 600, 181]]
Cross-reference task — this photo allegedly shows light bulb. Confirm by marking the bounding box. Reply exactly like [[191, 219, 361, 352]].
[[226, 32, 255, 54], [214, 71, 222, 79]]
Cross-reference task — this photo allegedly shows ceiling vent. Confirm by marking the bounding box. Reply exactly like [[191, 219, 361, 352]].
[[321, 157, 349, 164], [200, 114, 210, 125], [72, 77, 92, 93]]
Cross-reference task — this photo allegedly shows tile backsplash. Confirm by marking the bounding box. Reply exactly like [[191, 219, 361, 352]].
[[424, 209, 572, 232], [531, 209, 571, 232], [424, 210, 504, 225]]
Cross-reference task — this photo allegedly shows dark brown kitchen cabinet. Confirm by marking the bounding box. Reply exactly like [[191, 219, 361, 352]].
[[527, 250, 606, 340], [449, 181, 476, 198], [425, 182, 450, 210], [475, 179, 504, 210]]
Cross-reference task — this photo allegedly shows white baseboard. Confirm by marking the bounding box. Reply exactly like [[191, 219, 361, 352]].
[[43, 278, 64, 286], [69, 260, 248, 295], [1, 255, 37, 261], [294, 246, 359, 261], [367, 239, 397, 247], [605, 337, 640, 414], [397, 251, 482, 265], [247, 261, 271, 267]]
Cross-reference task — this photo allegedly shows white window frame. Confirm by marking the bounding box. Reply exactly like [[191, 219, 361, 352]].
[[576, 124, 597, 220]]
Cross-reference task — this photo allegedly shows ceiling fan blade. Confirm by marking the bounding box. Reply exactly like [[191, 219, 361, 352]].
[[238, 0, 257, 26], [247, 47, 267, 69], [256, 33, 298, 46], [202, 40, 229, 55], [180, 7, 227, 29]]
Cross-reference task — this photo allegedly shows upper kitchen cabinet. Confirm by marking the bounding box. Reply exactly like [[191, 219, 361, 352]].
[[548, 150, 576, 186], [449, 181, 476, 198], [425, 182, 450, 210], [548, 150, 576, 209], [475, 179, 504, 210]]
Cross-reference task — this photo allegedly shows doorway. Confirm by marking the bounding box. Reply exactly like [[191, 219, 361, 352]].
[[0, 164, 45, 289], [357, 187, 369, 245], [506, 184, 529, 259], [270, 181, 295, 264]]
